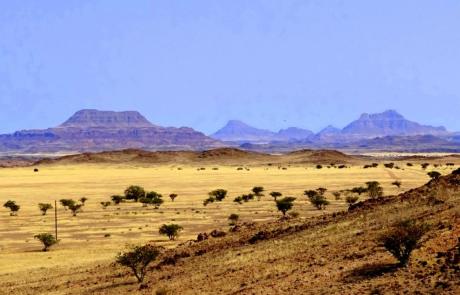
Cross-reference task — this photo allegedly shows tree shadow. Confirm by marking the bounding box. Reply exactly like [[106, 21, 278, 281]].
[[343, 263, 399, 283]]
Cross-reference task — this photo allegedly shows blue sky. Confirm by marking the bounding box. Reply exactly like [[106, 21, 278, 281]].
[[1, 0, 459, 134]]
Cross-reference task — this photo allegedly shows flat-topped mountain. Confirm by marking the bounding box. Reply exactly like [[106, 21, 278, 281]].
[[59, 109, 154, 128], [341, 110, 447, 137], [211, 120, 276, 142], [0, 110, 221, 153]]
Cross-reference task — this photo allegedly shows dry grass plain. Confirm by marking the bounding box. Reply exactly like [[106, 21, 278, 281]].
[[0, 162, 456, 285]]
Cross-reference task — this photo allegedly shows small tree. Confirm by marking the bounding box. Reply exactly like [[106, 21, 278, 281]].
[[304, 190, 318, 199], [228, 213, 239, 226], [309, 194, 329, 210], [421, 163, 430, 170], [124, 185, 146, 202], [275, 197, 296, 216], [332, 191, 341, 200], [139, 197, 152, 207], [209, 189, 227, 201], [391, 181, 402, 189], [59, 199, 75, 210], [159, 224, 183, 240], [68, 203, 82, 216], [150, 195, 164, 209], [3, 200, 20, 216], [34, 233, 58, 251], [351, 186, 367, 196], [233, 196, 243, 204], [269, 191, 282, 201], [427, 171, 441, 180], [116, 244, 161, 283], [38, 203, 53, 215], [169, 193, 178, 202], [241, 194, 254, 202], [79, 197, 88, 205], [203, 196, 215, 206], [316, 187, 327, 196], [378, 219, 429, 266], [366, 181, 383, 199], [111, 195, 124, 205], [252, 187, 264, 201], [100, 201, 111, 209], [345, 195, 359, 207]]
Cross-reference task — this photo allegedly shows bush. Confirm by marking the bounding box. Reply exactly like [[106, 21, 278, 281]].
[[241, 194, 254, 202], [252, 186, 264, 201], [146, 192, 164, 209], [316, 187, 327, 196], [208, 189, 227, 201], [68, 203, 83, 216], [275, 197, 296, 216], [308, 194, 329, 210], [111, 195, 124, 205], [203, 196, 215, 206], [228, 213, 239, 226], [316, 164, 323, 169], [304, 190, 318, 199], [427, 171, 441, 180], [124, 185, 146, 202], [269, 191, 282, 201], [351, 186, 367, 195], [38, 203, 53, 215], [332, 191, 341, 200], [384, 163, 395, 169], [421, 163, 430, 169], [366, 181, 383, 198], [34, 233, 58, 252], [116, 244, 161, 283], [159, 224, 183, 240], [233, 196, 243, 204], [345, 195, 359, 207], [100, 201, 111, 209], [79, 197, 88, 205], [3, 200, 20, 216], [453, 168, 460, 175], [406, 163, 413, 167], [378, 219, 429, 266], [169, 193, 178, 202], [59, 199, 75, 210], [391, 181, 402, 188]]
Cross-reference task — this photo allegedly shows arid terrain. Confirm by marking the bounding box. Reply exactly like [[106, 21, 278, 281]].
[[0, 149, 459, 294]]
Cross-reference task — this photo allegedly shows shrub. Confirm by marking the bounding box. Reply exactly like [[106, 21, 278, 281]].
[[378, 219, 429, 266], [169, 193, 178, 202], [100, 201, 111, 209], [34, 233, 58, 252], [453, 168, 460, 175], [384, 163, 395, 169], [252, 186, 264, 201], [275, 197, 296, 216], [111, 195, 124, 205], [59, 199, 75, 210], [124, 185, 146, 202], [316, 164, 323, 169], [203, 196, 215, 206], [233, 196, 243, 204], [371, 163, 379, 168], [316, 187, 327, 196], [146, 192, 164, 209], [269, 191, 282, 201], [366, 181, 383, 198], [140, 197, 152, 207], [116, 244, 161, 283], [241, 194, 254, 202], [228, 213, 239, 225], [391, 181, 402, 188], [79, 197, 88, 205], [421, 163, 430, 169], [304, 190, 318, 199], [427, 171, 441, 180], [38, 203, 53, 215], [3, 200, 20, 216], [208, 189, 227, 201], [406, 163, 413, 167], [68, 203, 83, 216], [308, 194, 329, 210], [351, 186, 367, 195], [345, 195, 359, 207], [332, 191, 341, 200], [159, 224, 183, 240]]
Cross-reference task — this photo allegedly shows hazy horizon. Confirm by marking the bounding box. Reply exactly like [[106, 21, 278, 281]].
[[1, 1, 460, 134]]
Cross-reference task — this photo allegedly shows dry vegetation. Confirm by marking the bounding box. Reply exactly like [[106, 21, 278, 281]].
[[0, 152, 458, 294]]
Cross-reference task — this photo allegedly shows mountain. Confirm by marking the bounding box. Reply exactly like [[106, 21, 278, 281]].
[[276, 127, 314, 140], [341, 110, 447, 138], [211, 120, 276, 142], [314, 125, 342, 142], [0, 109, 221, 153]]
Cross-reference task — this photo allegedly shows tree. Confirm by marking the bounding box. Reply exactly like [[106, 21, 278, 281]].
[[427, 171, 441, 180], [275, 197, 296, 216], [100, 201, 111, 209], [378, 219, 429, 266], [252, 187, 264, 201], [316, 187, 327, 196], [150, 195, 164, 209], [111, 195, 124, 205], [79, 197, 88, 205], [345, 195, 359, 207], [139, 197, 152, 207], [391, 181, 402, 189], [124, 185, 146, 202], [68, 203, 83, 216], [209, 189, 227, 202], [203, 196, 215, 206], [421, 163, 430, 170], [269, 191, 282, 201], [59, 199, 75, 210], [332, 191, 341, 200], [351, 186, 367, 196], [34, 233, 58, 252], [242, 194, 254, 202], [233, 196, 243, 204], [304, 190, 318, 199], [308, 194, 329, 210], [3, 200, 20, 216], [366, 181, 383, 199], [228, 213, 239, 226], [116, 244, 161, 283], [169, 193, 178, 202], [38, 203, 53, 215], [159, 224, 183, 240]]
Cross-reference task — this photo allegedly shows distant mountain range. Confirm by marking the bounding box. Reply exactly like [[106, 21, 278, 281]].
[[0, 109, 458, 154], [0, 109, 221, 153], [211, 110, 449, 143]]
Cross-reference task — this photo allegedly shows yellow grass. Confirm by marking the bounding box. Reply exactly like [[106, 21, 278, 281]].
[[0, 163, 451, 277]]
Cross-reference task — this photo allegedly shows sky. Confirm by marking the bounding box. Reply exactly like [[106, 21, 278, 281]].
[[1, 0, 460, 134]]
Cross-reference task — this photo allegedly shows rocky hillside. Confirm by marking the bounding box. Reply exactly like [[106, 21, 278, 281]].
[[0, 110, 222, 153]]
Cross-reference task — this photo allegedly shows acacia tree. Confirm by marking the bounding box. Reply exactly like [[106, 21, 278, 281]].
[[275, 197, 296, 216], [209, 189, 227, 202], [68, 203, 83, 216], [345, 195, 359, 208], [308, 194, 329, 210], [366, 181, 383, 199], [34, 233, 58, 251], [169, 193, 178, 202], [124, 185, 146, 202], [228, 213, 239, 226], [3, 200, 20, 216], [316, 187, 327, 196], [269, 191, 282, 201], [159, 224, 183, 240], [38, 203, 53, 215], [111, 195, 124, 205], [59, 199, 75, 210], [116, 244, 161, 283], [252, 186, 264, 201]]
